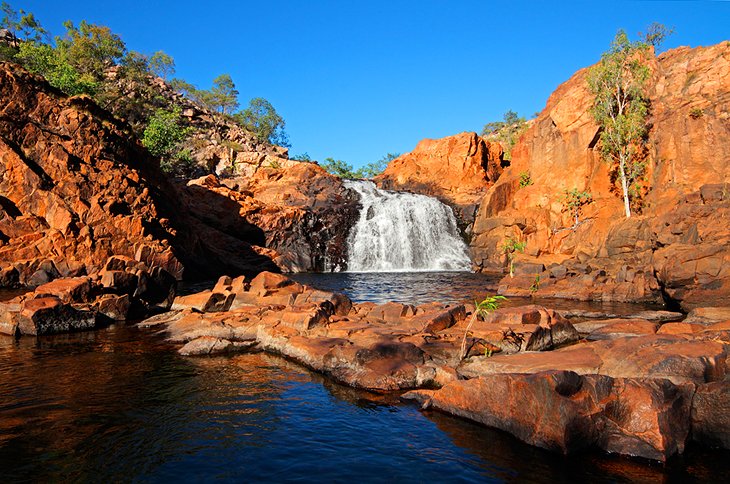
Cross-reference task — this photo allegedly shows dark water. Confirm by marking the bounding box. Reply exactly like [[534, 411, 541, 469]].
[[2, 326, 729, 483], [2, 272, 726, 482]]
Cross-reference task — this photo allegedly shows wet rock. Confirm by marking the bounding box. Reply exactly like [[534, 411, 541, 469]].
[[179, 336, 235, 356]]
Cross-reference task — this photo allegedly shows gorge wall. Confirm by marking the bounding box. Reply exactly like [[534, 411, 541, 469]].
[[375, 132, 505, 230], [469, 42, 730, 309], [376, 42, 729, 309]]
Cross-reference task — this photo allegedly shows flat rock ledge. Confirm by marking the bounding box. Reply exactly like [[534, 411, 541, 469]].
[[138, 271, 730, 462]]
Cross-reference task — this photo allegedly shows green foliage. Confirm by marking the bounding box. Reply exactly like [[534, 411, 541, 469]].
[[1, 2, 47, 44], [530, 274, 540, 294], [142, 107, 193, 176], [501, 237, 526, 277], [481, 109, 528, 159], [197, 74, 239, 114], [460, 295, 507, 359], [321, 157, 358, 178], [689, 107, 704, 119], [519, 171, 533, 188], [320, 153, 399, 179], [562, 188, 593, 226], [16, 42, 97, 95], [149, 51, 175, 79], [357, 152, 399, 178], [235, 97, 289, 146], [587, 27, 662, 218], [291, 152, 312, 161], [57, 20, 126, 81], [639, 22, 674, 48]]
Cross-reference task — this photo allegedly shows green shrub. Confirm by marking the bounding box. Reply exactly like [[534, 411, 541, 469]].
[[562, 188, 593, 226], [519, 171, 533, 188], [460, 295, 507, 359]]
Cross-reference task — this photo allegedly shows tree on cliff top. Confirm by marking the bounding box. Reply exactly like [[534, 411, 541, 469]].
[[235, 97, 289, 147], [587, 26, 670, 218], [481, 110, 527, 160]]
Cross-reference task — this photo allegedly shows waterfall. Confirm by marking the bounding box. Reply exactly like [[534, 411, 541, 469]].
[[344, 180, 472, 272]]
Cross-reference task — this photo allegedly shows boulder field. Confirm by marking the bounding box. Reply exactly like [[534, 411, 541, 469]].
[[129, 272, 730, 462]]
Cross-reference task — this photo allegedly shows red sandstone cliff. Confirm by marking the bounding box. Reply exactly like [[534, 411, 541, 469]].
[[375, 132, 504, 227], [469, 42, 730, 309]]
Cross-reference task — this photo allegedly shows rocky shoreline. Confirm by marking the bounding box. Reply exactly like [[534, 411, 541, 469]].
[[6, 267, 724, 462]]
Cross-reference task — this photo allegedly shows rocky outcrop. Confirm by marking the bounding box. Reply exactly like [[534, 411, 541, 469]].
[[375, 132, 505, 228], [103, 65, 296, 178], [469, 42, 730, 309], [180, 162, 359, 272], [0, 255, 177, 336], [0, 62, 296, 287], [146, 273, 730, 462]]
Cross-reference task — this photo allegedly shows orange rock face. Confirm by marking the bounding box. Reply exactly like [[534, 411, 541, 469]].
[[0, 62, 287, 285], [470, 43, 730, 309], [376, 132, 504, 226]]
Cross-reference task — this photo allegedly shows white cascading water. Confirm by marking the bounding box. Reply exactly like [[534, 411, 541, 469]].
[[344, 180, 472, 272]]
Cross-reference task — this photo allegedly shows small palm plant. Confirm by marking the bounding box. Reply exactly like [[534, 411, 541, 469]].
[[460, 295, 507, 359]]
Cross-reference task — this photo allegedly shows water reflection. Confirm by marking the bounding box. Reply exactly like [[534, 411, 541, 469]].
[[291, 271, 667, 314], [2, 326, 728, 482]]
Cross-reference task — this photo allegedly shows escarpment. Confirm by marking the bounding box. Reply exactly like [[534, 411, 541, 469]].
[[467, 42, 730, 309]]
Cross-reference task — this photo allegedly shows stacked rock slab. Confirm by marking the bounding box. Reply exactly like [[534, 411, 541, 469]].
[[0, 255, 176, 336], [0, 61, 284, 285]]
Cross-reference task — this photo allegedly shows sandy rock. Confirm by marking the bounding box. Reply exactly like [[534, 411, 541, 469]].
[[685, 307, 730, 325]]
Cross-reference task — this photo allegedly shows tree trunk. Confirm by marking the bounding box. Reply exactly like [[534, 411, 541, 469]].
[[619, 155, 631, 218]]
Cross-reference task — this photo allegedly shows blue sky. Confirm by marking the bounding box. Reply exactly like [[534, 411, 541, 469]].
[[19, 1, 730, 168]]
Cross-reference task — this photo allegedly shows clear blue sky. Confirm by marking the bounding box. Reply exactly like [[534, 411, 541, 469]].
[[19, 0, 730, 168]]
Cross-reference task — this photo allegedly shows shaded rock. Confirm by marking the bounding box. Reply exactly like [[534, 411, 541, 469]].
[[18, 296, 96, 335], [691, 380, 730, 449], [95, 294, 131, 321]]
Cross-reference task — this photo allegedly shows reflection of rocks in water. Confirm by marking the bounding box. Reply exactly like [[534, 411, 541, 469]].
[[420, 407, 730, 483]]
